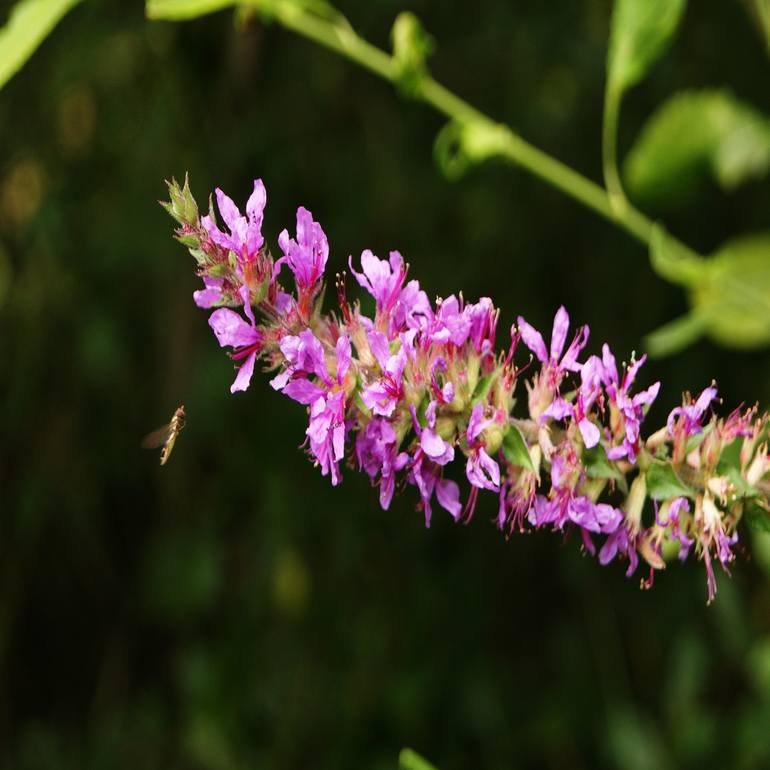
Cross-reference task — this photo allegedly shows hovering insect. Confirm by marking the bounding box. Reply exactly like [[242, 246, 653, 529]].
[[142, 405, 186, 465]]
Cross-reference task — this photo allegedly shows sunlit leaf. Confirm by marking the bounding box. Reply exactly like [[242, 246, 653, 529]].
[[694, 233, 770, 349], [0, 0, 83, 91], [646, 462, 696, 500], [607, 0, 687, 95], [400, 748, 439, 770], [146, 0, 236, 20]]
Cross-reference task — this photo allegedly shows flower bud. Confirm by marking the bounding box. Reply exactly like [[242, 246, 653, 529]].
[[624, 475, 647, 531], [746, 445, 769, 486]]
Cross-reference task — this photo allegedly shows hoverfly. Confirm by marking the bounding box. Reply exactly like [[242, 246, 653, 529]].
[[142, 405, 186, 465]]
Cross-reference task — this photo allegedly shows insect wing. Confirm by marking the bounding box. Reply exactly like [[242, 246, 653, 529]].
[[141, 423, 173, 450]]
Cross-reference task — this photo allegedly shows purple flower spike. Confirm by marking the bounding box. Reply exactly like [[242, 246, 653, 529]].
[[202, 179, 266, 261]]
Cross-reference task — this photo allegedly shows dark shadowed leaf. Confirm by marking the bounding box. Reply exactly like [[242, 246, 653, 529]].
[[746, 502, 770, 533], [625, 90, 770, 206]]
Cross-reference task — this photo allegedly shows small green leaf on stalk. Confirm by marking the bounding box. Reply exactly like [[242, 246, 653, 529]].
[[399, 748, 439, 770], [471, 372, 498, 405], [694, 233, 770, 349], [625, 90, 770, 207], [146, 0, 236, 20], [0, 0, 84, 91], [391, 12, 434, 97], [584, 445, 623, 481], [646, 461, 696, 500], [606, 0, 687, 95], [745, 502, 770, 533], [644, 311, 706, 358], [502, 424, 535, 472]]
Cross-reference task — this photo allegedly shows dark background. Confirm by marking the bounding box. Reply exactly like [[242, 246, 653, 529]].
[[1, 1, 770, 768]]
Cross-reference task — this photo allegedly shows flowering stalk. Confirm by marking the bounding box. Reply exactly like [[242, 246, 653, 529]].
[[163, 176, 770, 604]]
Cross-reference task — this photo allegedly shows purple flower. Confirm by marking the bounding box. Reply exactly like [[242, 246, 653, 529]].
[[601, 345, 660, 462], [411, 401, 454, 466], [208, 286, 263, 393], [202, 180, 266, 261], [194, 276, 225, 308], [306, 390, 347, 486], [406, 401, 459, 526], [356, 418, 409, 509], [427, 295, 472, 347], [409, 458, 462, 526], [465, 404, 500, 491], [276, 206, 329, 317], [465, 298, 498, 357], [667, 386, 718, 437], [599, 526, 639, 577], [391, 279, 433, 334], [541, 355, 603, 448], [269, 329, 329, 397], [361, 330, 407, 417], [349, 250, 407, 320], [517, 305, 588, 375]]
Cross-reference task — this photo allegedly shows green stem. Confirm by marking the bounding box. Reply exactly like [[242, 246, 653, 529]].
[[602, 81, 629, 215], [252, 0, 690, 254]]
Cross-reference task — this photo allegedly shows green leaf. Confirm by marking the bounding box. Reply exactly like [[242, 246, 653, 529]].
[[694, 233, 770, 349], [606, 0, 687, 95], [501, 424, 535, 473], [146, 0, 236, 20], [685, 422, 713, 455], [471, 372, 498, 405], [399, 748, 439, 770], [583, 445, 623, 482], [644, 311, 707, 358], [745, 502, 770, 533], [645, 462, 696, 500], [0, 0, 83, 91], [625, 90, 770, 206]]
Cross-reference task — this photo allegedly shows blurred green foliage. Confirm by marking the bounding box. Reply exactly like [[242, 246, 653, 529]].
[[1, 1, 770, 768]]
